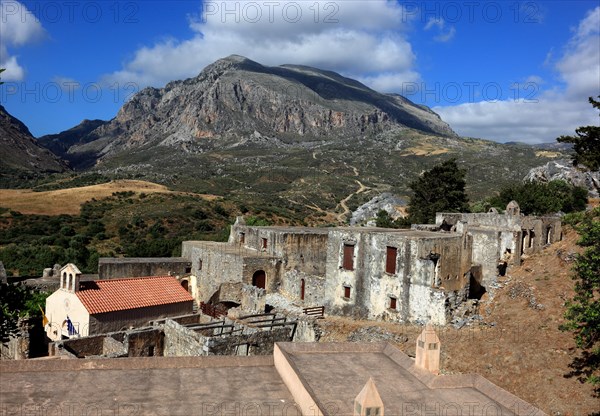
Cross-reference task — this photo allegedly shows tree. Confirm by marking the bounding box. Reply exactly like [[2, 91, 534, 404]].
[[561, 208, 600, 395], [0, 68, 5, 85], [375, 210, 410, 229], [557, 96, 600, 171], [489, 180, 588, 216], [1, 282, 49, 339], [407, 159, 469, 224]]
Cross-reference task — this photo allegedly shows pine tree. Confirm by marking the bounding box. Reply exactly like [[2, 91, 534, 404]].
[[557, 96, 600, 171], [408, 159, 469, 224], [561, 209, 600, 395]]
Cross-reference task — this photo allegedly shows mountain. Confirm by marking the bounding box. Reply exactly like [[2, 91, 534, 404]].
[[0, 105, 67, 175], [51, 55, 456, 169], [29, 56, 569, 223], [38, 119, 108, 161]]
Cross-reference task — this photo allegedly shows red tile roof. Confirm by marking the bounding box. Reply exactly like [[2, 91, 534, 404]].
[[76, 276, 193, 314]]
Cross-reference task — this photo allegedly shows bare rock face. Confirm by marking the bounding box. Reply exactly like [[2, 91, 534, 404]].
[[58, 55, 457, 168], [350, 193, 407, 225], [0, 105, 67, 173], [524, 159, 600, 198]]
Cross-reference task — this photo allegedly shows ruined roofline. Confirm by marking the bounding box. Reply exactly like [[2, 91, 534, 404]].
[[234, 225, 330, 234], [98, 257, 190, 264], [436, 211, 562, 219], [182, 240, 280, 258], [234, 224, 464, 238]]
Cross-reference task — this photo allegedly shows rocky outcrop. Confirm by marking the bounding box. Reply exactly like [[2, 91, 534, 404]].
[[350, 193, 407, 225], [525, 159, 600, 198], [54, 55, 457, 169], [0, 105, 67, 173]]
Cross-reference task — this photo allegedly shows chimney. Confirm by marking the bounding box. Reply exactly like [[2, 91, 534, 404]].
[[415, 324, 441, 375], [353, 378, 384, 416]]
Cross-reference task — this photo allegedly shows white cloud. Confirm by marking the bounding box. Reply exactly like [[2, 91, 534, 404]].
[[52, 76, 81, 92], [424, 17, 455, 43], [435, 6, 600, 144], [358, 71, 421, 94], [104, 1, 419, 90], [0, 0, 45, 80], [424, 17, 444, 31]]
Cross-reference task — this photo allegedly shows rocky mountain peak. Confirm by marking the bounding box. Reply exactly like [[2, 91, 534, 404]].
[[0, 105, 68, 173], [38, 56, 458, 169]]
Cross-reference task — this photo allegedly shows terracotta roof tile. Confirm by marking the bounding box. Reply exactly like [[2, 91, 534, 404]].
[[76, 276, 193, 314]]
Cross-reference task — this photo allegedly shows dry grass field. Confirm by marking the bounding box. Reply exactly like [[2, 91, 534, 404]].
[[0, 180, 217, 215]]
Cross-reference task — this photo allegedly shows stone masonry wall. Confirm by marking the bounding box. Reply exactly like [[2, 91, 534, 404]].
[[98, 258, 191, 280]]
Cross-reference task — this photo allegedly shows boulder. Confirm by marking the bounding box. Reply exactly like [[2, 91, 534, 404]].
[[524, 159, 600, 198], [350, 193, 406, 225]]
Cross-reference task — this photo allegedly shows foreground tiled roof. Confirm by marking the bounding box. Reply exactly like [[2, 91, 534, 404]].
[[76, 276, 193, 314]]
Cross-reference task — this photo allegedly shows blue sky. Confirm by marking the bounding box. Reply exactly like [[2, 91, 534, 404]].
[[0, 0, 599, 143]]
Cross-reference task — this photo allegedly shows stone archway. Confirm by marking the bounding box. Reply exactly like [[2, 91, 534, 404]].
[[180, 279, 189, 292], [252, 270, 266, 289]]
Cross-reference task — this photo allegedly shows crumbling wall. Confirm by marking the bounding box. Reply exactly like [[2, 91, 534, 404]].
[[103, 336, 127, 356], [242, 257, 282, 293], [53, 334, 106, 358], [209, 282, 266, 315], [163, 316, 296, 357], [182, 242, 246, 303], [127, 328, 163, 357], [50, 328, 163, 358], [280, 269, 325, 307], [163, 319, 205, 356], [98, 257, 191, 280], [324, 229, 471, 325]]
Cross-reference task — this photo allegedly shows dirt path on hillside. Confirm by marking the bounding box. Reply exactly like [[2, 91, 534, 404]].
[[336, 179, 369, 223]]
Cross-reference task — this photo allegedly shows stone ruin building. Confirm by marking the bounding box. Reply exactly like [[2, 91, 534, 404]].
[[79, 201, 560, 328], [177, 201, 561, 325]]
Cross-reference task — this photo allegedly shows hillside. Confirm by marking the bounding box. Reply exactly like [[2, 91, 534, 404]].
[[0, 180, 216, 215], [317, 225, 598, 415], [0, 105, 67, 175]]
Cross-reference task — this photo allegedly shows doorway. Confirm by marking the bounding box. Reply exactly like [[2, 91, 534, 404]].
[[252, 270, 266, 289]]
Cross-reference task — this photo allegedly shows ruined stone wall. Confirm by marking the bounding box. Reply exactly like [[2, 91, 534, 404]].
[[103, 336, 127, 356], [436, 212, 519, 229], [520, 216, 562, 254], [182, 242, 245, 303], [50, 328, 163, 358], [127, 328, 164, 357], [52, 334, 106, 357], [231, 224, 328, 276], [98, 258, 191, 280], [242, 257, 282, 293], [163, 317, 294, 357], [228, 225, 330, 307], [280, 269, 326, 308], [163, 319, 206, 356], [324, 229, 471, 325]]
